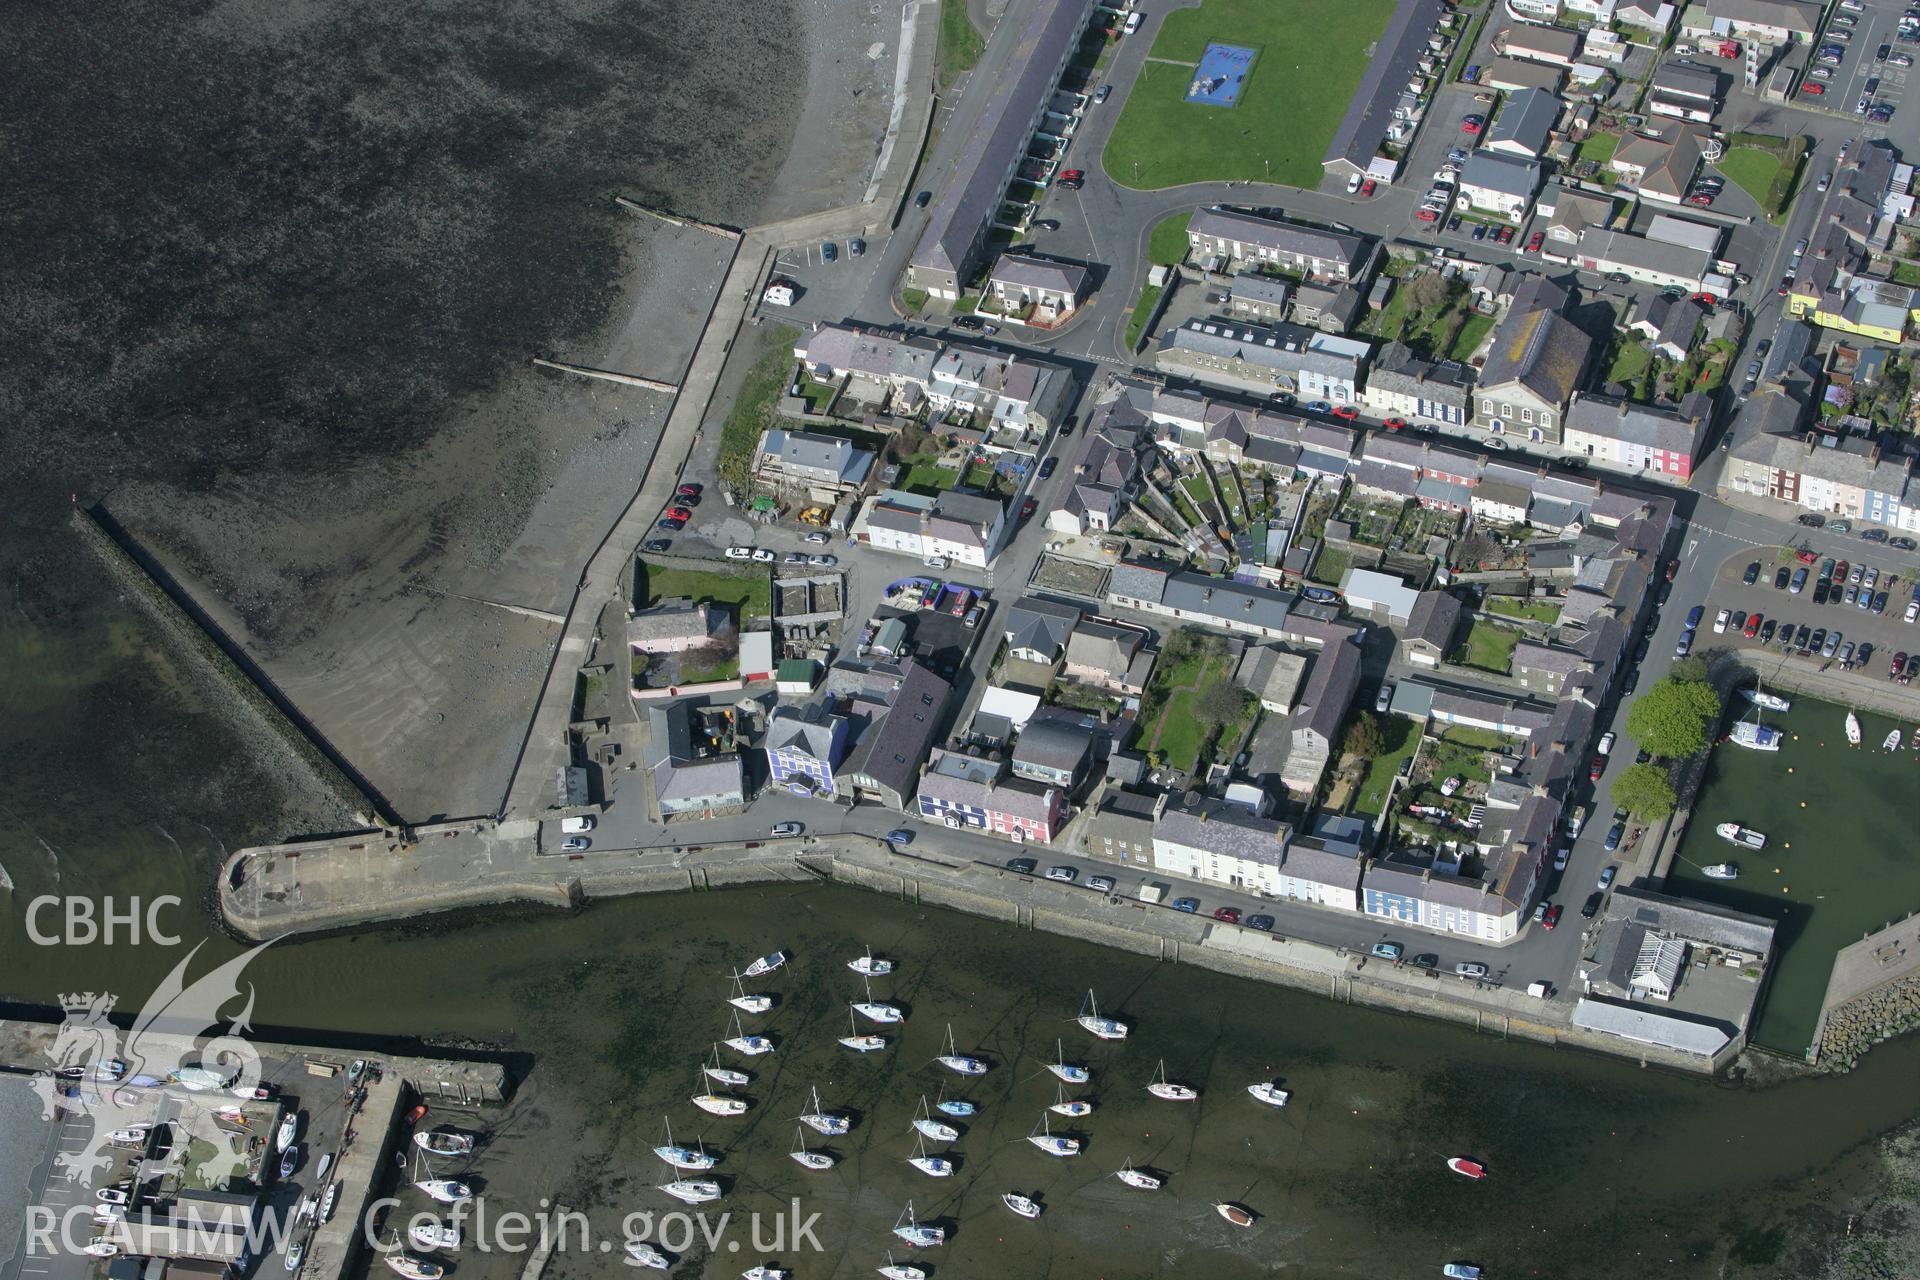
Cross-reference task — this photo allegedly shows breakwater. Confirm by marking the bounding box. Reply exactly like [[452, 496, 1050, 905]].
[[70, 504, 376, 826]]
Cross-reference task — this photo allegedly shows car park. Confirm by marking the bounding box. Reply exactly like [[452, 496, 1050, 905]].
[[1045, 865, 1077, 883], [1088, 874, 1116, 894]]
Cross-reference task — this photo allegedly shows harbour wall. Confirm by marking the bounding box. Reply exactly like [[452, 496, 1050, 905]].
[[1810, 912, 1920, 1070], [222, 834, 1729, 1076]]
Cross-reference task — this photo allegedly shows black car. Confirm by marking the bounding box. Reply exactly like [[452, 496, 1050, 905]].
[[1814, 581, 1830, 605], [1808, 627, 1826, 655], [1879, 43, 1893, 62], [1635, 747, 1651, 764], [1858, 642, 1875, 669], [1862, 527, 1891, 543], [1634, 637, 1651, 662], [915, 190, 932, 207], [1795, 624, 1813, 651], [1410, 952, 1440, 971], [1246, 913, 1275, 931], [1892, 536, 1918, 551], [1658, 580, 1673, 605], [1743, 561, 1761, 585], [1032, 219, 1061, 232], [1774, 566, 1791, 590], [952, 315, 985, 331], [1006, 857, 1038, 875], [1799, 513, 1826, 527], [1038, 457, 1057, 479], [1761, 619, 1777, 643], [1875, 591, 1891, 614], [1580, 892, 1604, 920], [1622, 669, 1639, 694], [643, 538, 672, 552]]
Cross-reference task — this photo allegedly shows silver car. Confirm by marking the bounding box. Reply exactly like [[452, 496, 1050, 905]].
[[1088, 875, 1117, 894], [1045, 865, 1078, 883], [1455, 962, 1490, 978]]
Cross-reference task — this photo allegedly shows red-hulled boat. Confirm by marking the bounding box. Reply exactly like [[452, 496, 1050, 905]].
[[1446, 1157, 1486, 1180]]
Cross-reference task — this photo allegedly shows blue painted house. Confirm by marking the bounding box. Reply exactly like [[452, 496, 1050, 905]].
[[765, 701, 849, 798]]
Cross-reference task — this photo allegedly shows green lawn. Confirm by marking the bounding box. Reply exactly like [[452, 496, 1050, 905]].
[[1453, 618, 1518, 673], [1308, 545, 1350, 586], [1124, 283, 1165, 350], [1440, 725, 1517, 751], [1892, 261, 1920, 287], [936, 0, 984, 94], [1103, 0, 1395, 189], [898, 457, 962, 495], [636, 562, 770, 622], [1157, 652, 1240, 772], [1718, 147, 1783, 215], [1484, 597, 1562, 625], [1182, 474, 1214, 508], [1448, 313, 1493, 361], [1148, 211, 1193, 266], [680, 652, 741, 684], [1354, 716, 1420, 817], [1608, 337, 1651, 387], [717, 325, 802, 493], [1576, 131, 1620, 167]]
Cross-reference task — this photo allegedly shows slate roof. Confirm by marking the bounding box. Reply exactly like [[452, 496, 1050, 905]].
[[1487, 88, 1559, 155], [1012, 718, 1092, 773], [1187, 208, 1370, 272], [766, 702, 845, 760], [1294, 635, 1363, 743], [1479, 303, 1591, 406], [1155, 799, 1291, 865], [837, 661, 952, 799], [1005, 597, 1082, 657], [1321, 0, 1452, 174], [1403, 590, 1462, 651], [1064, 620, 1141, 672], [907, 0, 1090, 278], [1566, 393, 1707, 456], [760, 429, 874, 483], [1461, 151, 1543, 199], [1367, 342, 1474, 407], [1160, 573, 1296, 632], [989, 251, 1090, 297], [1513, 641, 1591, 674], [918, 767, 1058, 821]]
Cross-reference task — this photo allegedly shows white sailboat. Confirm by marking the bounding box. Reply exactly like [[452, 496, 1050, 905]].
[[891, 1202, 945, 1249], [1025, 1113, 1081, 1157], [414, 1180, 471, 1204], [1846, 710, 1863, 745], [934, 1024, 987, 1076], [1247, 1081, 1291, 1108], [877, 1252, 926, 1280], [1049, 1081, 1093, 1118], [910, 1096, 960, 1143], [1002, 1192, 1042, 1219], [408, 1222, 461, 1251], [1884, 729, 1904, 751], [905, 1135, 953, 1178], [653, 1119, 718, 1171], [1114, 1158, 1163, 1190], [723, 1010, 774, 1057], [691, 1090, 750, 1117], [1146, 1059, 1198, 1101], [727, 973, 773, 1016], [933, 1084, 975, 1118], [838, 1010, 889, 1053], [1744, 686, 1791, 713], [852, 977, 904, 1024], [790, 1127, 835, 1171], [742, 950, 787, 978], [704, 1044, 751, 1089], [385, 1257, 445, 1280], [624, 1243, 671, 1271], [1076, 989, 1128, 1040], [1045, 1038, 1090, 1084], [658, 1175, 723, 1205], [798, 1085, 851, 1136], [848, 947, 894, 977], [275, 1113, 299, 1152]]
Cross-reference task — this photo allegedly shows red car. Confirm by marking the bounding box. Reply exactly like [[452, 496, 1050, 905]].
[[1213, 907, 1242, 924], [1383, 417, 1407, 432], [1542, 904, 1563, 931], [1058, 168, 1084, 189], [667, 506, 692, 521], [1332, 405, 1360, 421], [1361, 179, 1377, 197], [676, 483, 701, 497], [1803, 82, 1825, 95], [1461, 114, 1483, 133], [1743, 613, 1763, 639], [1495, 225, 1515, 244], [1019, 496, 1037, 519], [1687, 193, 1715, 207], [1590, 755, 1606, 781], [1691, 291, 1718, 304], [1796, 548, 1819, 564], [1833, 559, 1849, 582], [1416, 207, 1439, 222], [1525, 231, 1544, 253], [1664, 558, 1678, 582]]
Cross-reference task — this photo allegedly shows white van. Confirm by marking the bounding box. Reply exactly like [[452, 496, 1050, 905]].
[[1563, 806, 1587, 838], [561, 816, 595, 834]]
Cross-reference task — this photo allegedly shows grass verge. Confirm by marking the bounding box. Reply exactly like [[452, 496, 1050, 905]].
[[937, 0, 984, 95], [718, 324, 800, 492]]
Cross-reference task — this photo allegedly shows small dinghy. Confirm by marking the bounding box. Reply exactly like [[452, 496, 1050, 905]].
[[412, 1129, 475, 1158], [1215, 1202, 1254, 1227], [1446, 1157, 1486, 1180]]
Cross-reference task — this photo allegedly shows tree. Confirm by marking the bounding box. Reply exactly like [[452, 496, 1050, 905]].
[[1408, 268, 1453, 314], [1343, 712, 1385, 761], [1625, 676, 1721, 760], [1667, 655, 1709, 683], [1612, 762, 1678, 821], [1196, 681, 1253, 729]]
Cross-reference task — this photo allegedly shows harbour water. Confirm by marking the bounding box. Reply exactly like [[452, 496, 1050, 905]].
[[4, 874, 1919, 1277], [1668, 694, 1920, 1055]]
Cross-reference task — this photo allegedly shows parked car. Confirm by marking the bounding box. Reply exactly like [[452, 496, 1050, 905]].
[[1045, 865, 1077, 883], [1455, 962, 1490, 979], [1094, 84, 1111, 104], [805, 530, 830, 544], [1171, 897, 1200, 913], [1247, 913, 1275, 931], [1686, 605, 1705, 628], [1603, 823, 1625, 852], [1580, 892, 1604, 919], [560, 837, 590, 851], [1674, 631, 1694, 658], [1526, 231, 1544, 253], [1375, 684, 1394, 713], [1598, 864, 1618, 890], [1461, 114, 1483, 133], [821, 241, 837, 262], [1361, 179, 1377, 197], [1775, 566, 1791, 590], [656, 517, 684, 530], [725, 545, 753, 560], [1057, 168, 1085, 188], [1712, 607, 1730, 633], [1554, 846, 1570, 871], [751, 548, 775, 563], [1007, 857, 1038, 875], [771, 822, 804, 838], [1542, 904, 1562, 930], [1213, 906, 1242, 923], [1088, 874, 1117, 894], [808, 554, 838, 567], [1822, 631, 1842, 658], [1790, 567, 1809, 593], [643, 538, 671, 552], [1744, 613, 1762, 639], [1598, 731, 1616, 755], [1370, 941, 1404, 960], [1038, 457, 1057, 479]]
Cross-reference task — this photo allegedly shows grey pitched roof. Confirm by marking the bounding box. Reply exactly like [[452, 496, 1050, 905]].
[[766, 701, 844, 760], [908, 0, 1089, 277], [1280, 842, 1365, 891], [1064, 620, 1141, 672], [1188, 208, 1370, 271], [1566, 394, 1706, 456], [1461, 151, 1542, 199], [1160, 573, 1296, 632], [761, 429, 873, 482], [1486, 88, 1559, 155], [989, 251, 1090, 296], [1005, 597, 1081, 657], [1229, 272, 1293, 307], [1295, 635, 1363, 742], [1513, 641, 1591, 674], [1367, 342, 1473, 405], [1479, 305, 1591, 406], [838, 661, 952, 797], [1731, 430, 1914, 493], [1108, 561, 1170, 606], [917, 767, 1058, 821], [1321, 0, 1452, 173], [1159, 318, 1368, 381], [1403, 591, 1462, 650], [1012, 718, 1092, 772], [652, 755, 743, 807], [1155, 799, 1291, 865]]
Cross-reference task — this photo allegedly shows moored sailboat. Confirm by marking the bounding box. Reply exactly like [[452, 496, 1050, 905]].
[[1114, 1158, 1162, 1190], [1049, 1081, 1092, 1118], [789, 1127, 835, 1172], [851, 977, 904, 1024], [1146, 1059, 1198, 1101], [722, 1010, 774, 1057], [890, 1202, 945, 1249], [1025, 1113, 1080, 1157], [798, 1085, 851, 1136], [848, 947, 894, 977], [1045, 1038, 1089, 1084], [910, 1096, 960, 1143], [658, 1177, 723, 1205], [838, 1010, 888, 1053], [934, 1024, 987, 1075], [653, 1119, 717, 1171], [727, 973, 773, 1016], [1075, 989, 1128, 1041], [704, 1044, 751, 1089], [414, 1180, 471, 1204], [905, 1135, 953, 1178]]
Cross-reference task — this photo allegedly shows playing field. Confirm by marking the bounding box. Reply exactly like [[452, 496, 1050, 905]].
[[1103, 0, 1394, 190]]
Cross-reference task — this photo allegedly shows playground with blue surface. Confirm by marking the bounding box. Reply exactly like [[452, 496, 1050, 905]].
[[1184, 42, 1258, 108]]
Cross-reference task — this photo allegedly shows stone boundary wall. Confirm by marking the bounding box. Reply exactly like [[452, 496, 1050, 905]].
[[69, 504, 377, 824]]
